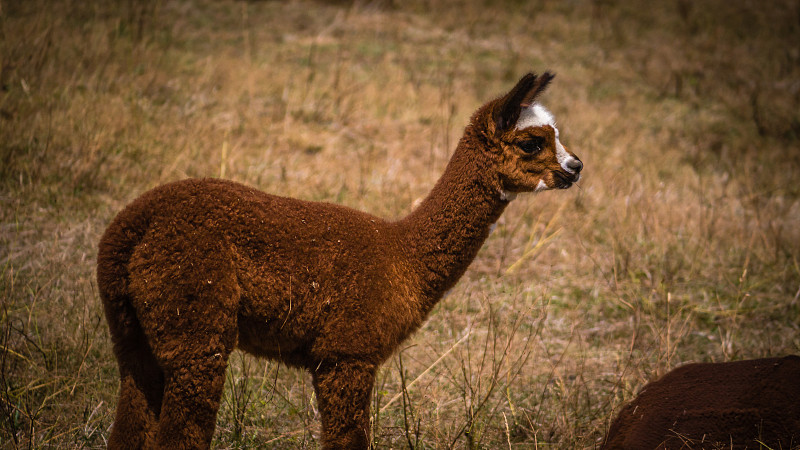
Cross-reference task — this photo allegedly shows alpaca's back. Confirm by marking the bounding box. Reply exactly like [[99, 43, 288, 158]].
[[602, 356, 800, 449]]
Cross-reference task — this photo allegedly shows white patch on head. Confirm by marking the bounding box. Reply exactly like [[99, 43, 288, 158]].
[[516, 103, 579, 175], [516, 103, 556, 131]]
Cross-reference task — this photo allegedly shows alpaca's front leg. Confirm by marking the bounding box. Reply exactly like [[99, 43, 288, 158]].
[[311, 360, 377, 449]]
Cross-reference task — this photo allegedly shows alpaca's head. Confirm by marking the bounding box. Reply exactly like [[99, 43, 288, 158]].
[[476, 72, 582, 198]]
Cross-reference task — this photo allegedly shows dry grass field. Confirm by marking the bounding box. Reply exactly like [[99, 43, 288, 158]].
[[2, 0, 799, 448]]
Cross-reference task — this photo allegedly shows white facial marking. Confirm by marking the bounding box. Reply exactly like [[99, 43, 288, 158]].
[[515, 103, 555, 130], [516, 103, 579, 175], [554, 130, 578, 174], [535, 180, 549, 192]]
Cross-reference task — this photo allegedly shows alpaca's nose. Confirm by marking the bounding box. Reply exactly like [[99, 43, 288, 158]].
[[566, 158, 583, 173]]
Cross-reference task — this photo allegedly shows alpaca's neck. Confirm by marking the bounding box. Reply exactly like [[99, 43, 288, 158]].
[[397, 127, 508, 306]]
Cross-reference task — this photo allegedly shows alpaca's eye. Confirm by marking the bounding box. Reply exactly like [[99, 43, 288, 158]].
[[519, 137, 544, 154]]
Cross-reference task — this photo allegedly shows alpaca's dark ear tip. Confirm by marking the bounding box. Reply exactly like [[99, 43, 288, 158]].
[[540, 71, 555, 87], [520, 72, 538, 85]]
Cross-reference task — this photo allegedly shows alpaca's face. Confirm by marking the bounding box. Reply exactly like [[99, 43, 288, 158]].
[[494, 103, 582, 195]]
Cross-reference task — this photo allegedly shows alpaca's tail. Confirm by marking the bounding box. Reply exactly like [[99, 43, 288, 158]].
[[98, 203, 166, 447], [97, 203, 150, 357]]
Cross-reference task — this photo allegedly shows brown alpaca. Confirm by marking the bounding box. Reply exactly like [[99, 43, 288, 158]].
[[602, 356, 800, 450], [97, 72, 582, 449]]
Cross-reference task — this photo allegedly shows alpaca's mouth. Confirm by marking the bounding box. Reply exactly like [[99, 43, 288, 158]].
[[553, 171, 579, 189]]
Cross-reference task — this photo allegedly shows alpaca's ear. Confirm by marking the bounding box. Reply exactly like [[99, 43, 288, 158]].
[[494, 72, 555, 134]]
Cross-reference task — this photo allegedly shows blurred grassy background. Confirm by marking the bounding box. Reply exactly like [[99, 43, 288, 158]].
[[1, 0, 799, 448]]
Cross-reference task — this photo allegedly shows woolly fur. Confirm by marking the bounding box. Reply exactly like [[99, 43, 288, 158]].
[[602, 356, 800, 449], [97, 72, 581, 449]]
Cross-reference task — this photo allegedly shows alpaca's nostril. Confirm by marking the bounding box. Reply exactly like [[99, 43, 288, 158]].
[[567, 158, 583, 173]]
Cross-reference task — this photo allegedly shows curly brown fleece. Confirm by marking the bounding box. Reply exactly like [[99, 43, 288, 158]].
[[602, 355, 800, 449], [97, 72, 582, 449]]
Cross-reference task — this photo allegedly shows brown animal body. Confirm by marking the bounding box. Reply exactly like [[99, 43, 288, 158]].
[[97, 73, 583, 449], [602, 355, 800, 449]]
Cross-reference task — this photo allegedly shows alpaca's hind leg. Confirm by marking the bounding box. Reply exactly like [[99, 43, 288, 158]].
[[141, 297, 239, 448], [108, 320, 164, 449], [312, 360, 377, 449], [150, 348, 233, 449], [127, 240, 241, 449]]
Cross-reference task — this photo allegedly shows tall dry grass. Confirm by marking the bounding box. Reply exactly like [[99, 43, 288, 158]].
[[1, 0, 798, 448]]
